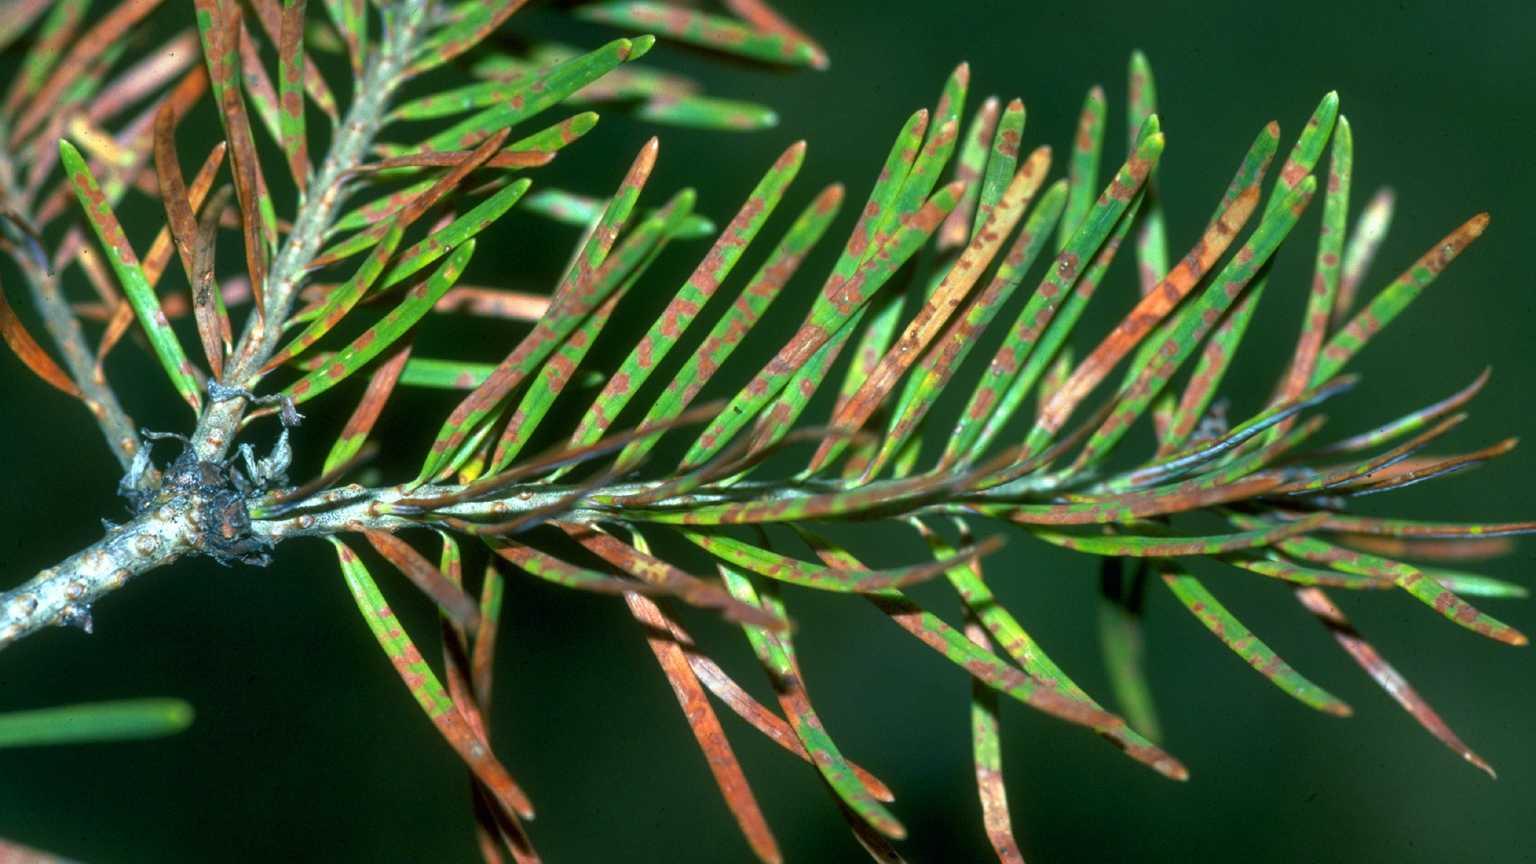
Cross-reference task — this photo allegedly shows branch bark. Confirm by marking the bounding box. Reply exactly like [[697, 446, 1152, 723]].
[[0, 468, 831, 649], [0, 0, 432, 650], [190, 0, 431, 463], [0, 499, 197, 644], [0, 148, 145, 470]]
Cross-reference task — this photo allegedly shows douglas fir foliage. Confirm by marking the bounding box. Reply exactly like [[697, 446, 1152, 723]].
[[0, 1, 1528, 861]]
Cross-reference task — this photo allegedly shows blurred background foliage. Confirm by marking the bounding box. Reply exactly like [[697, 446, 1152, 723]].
[[1, 1, 1533, 861]]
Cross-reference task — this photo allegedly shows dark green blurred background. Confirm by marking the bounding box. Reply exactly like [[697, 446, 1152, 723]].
[[3, 1, 1535, 861]]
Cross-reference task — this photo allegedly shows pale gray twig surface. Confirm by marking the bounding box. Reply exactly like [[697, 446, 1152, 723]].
[[0, 0, 432, 650]]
